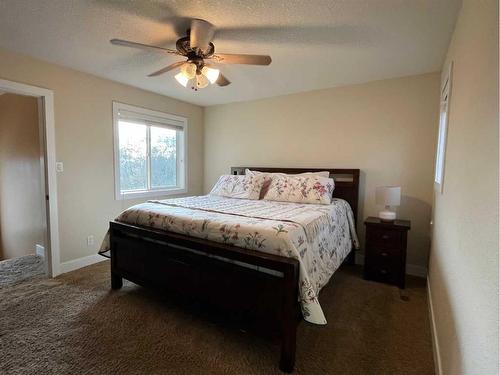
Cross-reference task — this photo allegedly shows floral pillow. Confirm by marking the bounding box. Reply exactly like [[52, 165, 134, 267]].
[[245, 169, 331, 199], [263, 175, 335, 204], [209, 174, 266, 200]]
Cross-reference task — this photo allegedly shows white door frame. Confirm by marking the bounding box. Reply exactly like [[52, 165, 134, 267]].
[[0, 78, 60, 277]]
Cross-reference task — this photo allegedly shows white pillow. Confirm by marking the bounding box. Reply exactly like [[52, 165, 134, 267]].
[[263, 174, 335, 205], [209, 174, 266, 200]]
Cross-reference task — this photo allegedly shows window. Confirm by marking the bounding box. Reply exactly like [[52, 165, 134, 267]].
[[434, 62, 452, 193], [113, 102, 187, 199]]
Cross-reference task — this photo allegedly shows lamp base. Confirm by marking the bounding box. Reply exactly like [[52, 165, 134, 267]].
[[378, 210, 396, 221]]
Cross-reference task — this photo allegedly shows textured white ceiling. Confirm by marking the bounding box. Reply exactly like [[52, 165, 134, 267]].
[[0, 0, 460, 106]]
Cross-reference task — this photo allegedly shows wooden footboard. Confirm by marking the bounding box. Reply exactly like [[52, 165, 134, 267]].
[[109, 221, 301, 373]]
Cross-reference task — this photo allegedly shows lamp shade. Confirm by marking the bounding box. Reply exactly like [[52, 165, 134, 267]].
[[196, 73, 209, 89], [376, 186, 401, 206], [174, 72, 190, 87], [201, 66, 220, 84], [180, 62, 197, 80]]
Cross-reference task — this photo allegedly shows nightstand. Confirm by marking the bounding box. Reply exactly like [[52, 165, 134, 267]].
[[363, 217, 411, 288]]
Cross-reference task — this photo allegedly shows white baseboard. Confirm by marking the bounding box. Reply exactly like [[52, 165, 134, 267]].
[[59, 254, 107, 274], [427, 276, 442, 375], [355, 253, 428, 278], [35, 244, 45, 258]]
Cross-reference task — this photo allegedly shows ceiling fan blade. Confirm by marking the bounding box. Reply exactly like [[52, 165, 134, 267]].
[[190, 19, 215, 53], [216, 74, 231, 87], [110, 39, 181, 56], [148, 61, 186, 77], [211, 53, 271, 66]]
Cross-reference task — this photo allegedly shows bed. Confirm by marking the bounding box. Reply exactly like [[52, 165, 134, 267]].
[[99, 167, 360, 372]]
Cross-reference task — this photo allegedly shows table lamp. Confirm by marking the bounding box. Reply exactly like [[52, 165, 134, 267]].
[[376, 186, 401, 221]]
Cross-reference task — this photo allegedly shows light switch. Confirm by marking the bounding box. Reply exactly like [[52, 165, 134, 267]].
[[56, 162, 64, 172]]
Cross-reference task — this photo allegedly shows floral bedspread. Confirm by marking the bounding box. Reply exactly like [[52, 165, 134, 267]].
[[99, 195, 359, 325]]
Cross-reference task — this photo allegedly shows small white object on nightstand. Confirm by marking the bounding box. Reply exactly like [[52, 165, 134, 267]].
[[376, 186, 401, 221]]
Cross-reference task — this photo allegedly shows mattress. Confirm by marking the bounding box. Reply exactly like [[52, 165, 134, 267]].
[[99, 195, 359, 325]]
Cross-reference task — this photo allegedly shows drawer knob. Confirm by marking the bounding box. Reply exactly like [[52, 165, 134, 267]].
[[382, 234, 389, 240], [380, 269, 388, 275], [380, 252, 388, 257]]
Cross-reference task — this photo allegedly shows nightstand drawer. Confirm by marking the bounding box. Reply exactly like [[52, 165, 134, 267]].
[[366, 228, 402, 250], [365, 264, 400, 284], [366, 251, 400, 268], [366, 244, 401, 257], [365, 255, 401, 284]]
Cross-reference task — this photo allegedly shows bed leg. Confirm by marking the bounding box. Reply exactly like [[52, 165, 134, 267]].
[[279, 263, 299, 373], [109, 234, 122, 290], [346, 249, 356, 265], [111, 272, 123, 290], [279, 317, 297, 373]]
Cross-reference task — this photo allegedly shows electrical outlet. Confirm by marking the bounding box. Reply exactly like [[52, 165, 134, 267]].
[[35, 244, 45, 258], [87, 235, 95, 247], [56, 162, 64, 172]]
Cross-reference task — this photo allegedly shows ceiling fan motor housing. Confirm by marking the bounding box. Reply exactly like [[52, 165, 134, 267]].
[[176, 36, 215, 58]]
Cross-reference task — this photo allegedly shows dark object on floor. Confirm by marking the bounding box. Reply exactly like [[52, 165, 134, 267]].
[[0, 260, 434, 375], [363, 217, 411, 288], [399, 289, 411, 301]]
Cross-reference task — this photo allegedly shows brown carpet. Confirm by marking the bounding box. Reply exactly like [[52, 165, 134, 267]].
[[0, 261, 434, 375]]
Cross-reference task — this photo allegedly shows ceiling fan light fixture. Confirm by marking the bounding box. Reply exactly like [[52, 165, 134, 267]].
[[175, 72, 190, 87], [180, 62, 197, 79], [201, 66, 220, 84], [196, 73, 209, 89], [111, 18, 272, 91]]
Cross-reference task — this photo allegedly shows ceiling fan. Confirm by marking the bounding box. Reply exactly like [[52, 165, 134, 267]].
[[111, 18, 272, 90]]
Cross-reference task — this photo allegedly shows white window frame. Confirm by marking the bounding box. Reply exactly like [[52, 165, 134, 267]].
[[113, 102, 188, 200], [434, 61, 453, 193]]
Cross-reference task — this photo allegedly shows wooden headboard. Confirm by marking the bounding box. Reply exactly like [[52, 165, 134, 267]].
[[230, 167, 360, 224]]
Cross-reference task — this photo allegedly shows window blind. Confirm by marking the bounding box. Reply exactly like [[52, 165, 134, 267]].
[[117, 109, 185, 131]]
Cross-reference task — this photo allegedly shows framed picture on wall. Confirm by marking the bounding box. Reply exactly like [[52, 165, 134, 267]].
[[434, 61, 453, 193]]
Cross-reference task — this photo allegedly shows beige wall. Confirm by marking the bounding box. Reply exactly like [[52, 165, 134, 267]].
[[0, 93, 45, 260], [204, 73, 440, 271], [428, 1, 499, 374], [0, 48, 204, 263]]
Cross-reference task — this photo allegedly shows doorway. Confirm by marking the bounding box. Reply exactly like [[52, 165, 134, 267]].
[[0, 79, 60, 277]]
